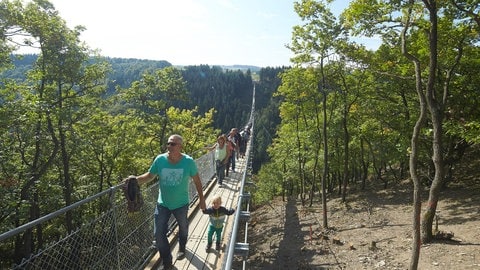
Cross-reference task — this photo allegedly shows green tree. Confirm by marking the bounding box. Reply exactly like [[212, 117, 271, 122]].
[[120, 66, 188, 155], [344, 0, 479, 268], [0, 0, 110, 262], [284, 0, 358, 228]]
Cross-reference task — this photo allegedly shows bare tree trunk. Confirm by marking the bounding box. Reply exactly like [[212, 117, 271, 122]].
[[360, 138, 368, 190], [401, 2, 427, 268], [421, 0, 443, 244], [403, 39, 425, 270], [341, 88, 349, 203], [321, 90, 328, 228], [421, 0, 465, 243], [294, 112, 305, 202]]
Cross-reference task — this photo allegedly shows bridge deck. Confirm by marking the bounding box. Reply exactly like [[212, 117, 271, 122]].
[[144, 156, 246, 270]]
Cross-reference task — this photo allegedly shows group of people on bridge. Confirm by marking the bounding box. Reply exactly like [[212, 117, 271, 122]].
[[125, 123, 251, 270], [206, 124, 252, 187]]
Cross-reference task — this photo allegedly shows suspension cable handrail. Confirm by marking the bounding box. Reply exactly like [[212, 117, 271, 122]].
[[223, 84, 255, 269], [223, 132, 253, 269]]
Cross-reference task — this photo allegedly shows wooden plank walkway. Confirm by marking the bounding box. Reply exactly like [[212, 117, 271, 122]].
[[145, 156, 246, 270]]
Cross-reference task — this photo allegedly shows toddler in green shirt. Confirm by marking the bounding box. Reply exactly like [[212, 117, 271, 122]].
[[202, 194, 235, 251]]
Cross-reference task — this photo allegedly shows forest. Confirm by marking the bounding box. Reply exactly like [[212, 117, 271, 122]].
[[1, 0, 479, 269]]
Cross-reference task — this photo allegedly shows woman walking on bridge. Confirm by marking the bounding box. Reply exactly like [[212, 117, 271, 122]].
[[205, 134, 231, 187]]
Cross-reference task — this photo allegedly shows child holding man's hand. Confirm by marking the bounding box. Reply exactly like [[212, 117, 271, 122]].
[[202, 194, 235, 251]]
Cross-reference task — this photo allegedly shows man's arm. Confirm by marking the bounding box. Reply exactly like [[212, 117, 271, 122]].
[[134, 172, 156, 185], [192, 174, 206, 210]]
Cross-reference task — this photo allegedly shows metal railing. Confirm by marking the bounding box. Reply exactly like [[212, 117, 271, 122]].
[[223, 84, 256, 269], [223, 121, 254, 270]]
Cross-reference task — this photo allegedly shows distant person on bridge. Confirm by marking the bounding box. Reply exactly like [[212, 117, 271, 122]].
[[226, 128, 240, 175], [132, 134, 206, 270], [205, 134, 231, 187], [202, 194, 235, 252], [239, 128, 248, 158]]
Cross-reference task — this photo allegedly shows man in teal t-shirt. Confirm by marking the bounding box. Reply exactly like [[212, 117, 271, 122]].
[[133, 134, 206, 269]]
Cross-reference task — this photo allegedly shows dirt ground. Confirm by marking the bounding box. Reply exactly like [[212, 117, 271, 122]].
[[233, 166, 480, 269]]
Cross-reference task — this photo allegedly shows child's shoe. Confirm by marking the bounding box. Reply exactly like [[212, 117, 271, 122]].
[[215, 242, 221, 251], [206, 243, 212, 252]]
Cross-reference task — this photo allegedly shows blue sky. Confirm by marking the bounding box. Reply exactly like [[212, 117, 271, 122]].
[[45, 0, 376, 67]]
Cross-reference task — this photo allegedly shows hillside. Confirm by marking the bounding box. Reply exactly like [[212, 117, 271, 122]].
[[234, 148, 480, 269]]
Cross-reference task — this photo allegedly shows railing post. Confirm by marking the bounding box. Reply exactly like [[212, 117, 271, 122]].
[[109, 186, 121, 270]]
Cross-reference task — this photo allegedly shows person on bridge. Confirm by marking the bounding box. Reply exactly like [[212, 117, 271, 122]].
[[205, 134, 231, 187], [238, 128, 248, 158], [226, 128, 240, 175], [133, 134, 207, 270], [202, 194, 235, 252]]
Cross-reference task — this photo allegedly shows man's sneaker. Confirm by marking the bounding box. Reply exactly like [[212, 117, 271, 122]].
[[215, 243, 221, 251], [176, 249, 185, 260], [205, 243, 212, 252]]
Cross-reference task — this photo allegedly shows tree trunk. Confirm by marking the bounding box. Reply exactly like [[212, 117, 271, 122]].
[[341, 89, 349, 203], [360, 138, 367, 190], [421, 116, 444, 243], [401, 2, 428, 268], [403, 45, 425, 270], [321, 90, 328, 228], [421, 0, 444, 244]]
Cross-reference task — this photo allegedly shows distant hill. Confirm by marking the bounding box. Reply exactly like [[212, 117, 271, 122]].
[[2, 54, 172, 87], [3, 54, 261, 90], [223, 65, 261, 72], [174, 64, 261, 72]]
